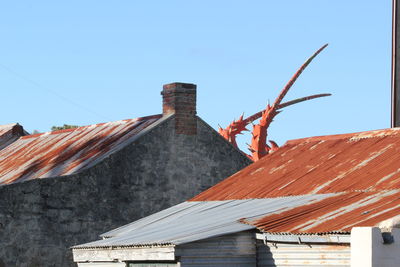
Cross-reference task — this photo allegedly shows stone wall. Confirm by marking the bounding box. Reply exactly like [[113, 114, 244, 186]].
[[0, 116, 251, 267]]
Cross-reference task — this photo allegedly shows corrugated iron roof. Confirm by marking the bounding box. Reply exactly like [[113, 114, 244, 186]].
[[73, 194, 337, 248], [192, 127, 400, 200], [0, 123, 27, 150], [75, 190, 400, 249], [0, 123, 18, 136], [74, 127, 400, 248], [244, 190, 400, 234], [0, 114, 162, 185]]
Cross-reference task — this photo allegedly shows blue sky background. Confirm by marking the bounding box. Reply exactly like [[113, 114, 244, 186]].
[[0, 1, 392, 151]]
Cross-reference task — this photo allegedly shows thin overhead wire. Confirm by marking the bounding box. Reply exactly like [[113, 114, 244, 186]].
[[0, 63, 111, 121]]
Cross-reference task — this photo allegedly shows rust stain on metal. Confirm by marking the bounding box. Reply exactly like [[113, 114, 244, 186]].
[[198, 128, 400, 234], [192, 128, 400, 201], [244, 190, 400, 234], [0, 123, 27, 149], [0, 123, 23, 137], [192, 127, 400, 234], [0, 115, 161, 185]]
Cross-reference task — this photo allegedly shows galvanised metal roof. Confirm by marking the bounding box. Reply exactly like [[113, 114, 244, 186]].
[[73, 194, 336, 249], [0, 123, 27, 149], [0, 114, 162, 185], [192, 128, 400, 200], [244, 189, 400, 233], [188, 128, 400, 234], [0, 123, 20, 136], [75, 127, 400, 248], [75, 190, 400, 249]]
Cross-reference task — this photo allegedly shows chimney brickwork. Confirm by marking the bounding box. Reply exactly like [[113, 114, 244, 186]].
[[162, 82, 197, 135]]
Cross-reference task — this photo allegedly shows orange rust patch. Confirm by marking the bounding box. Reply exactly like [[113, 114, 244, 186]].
[[245, 190, 400, 234], [191, 128, 400, 201], [0, 115, 162, 185]]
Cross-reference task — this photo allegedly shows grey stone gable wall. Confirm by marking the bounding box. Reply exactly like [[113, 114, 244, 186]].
[[0, 115, 251, 267]]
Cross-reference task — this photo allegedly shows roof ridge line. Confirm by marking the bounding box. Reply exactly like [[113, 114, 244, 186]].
[[286, 127, 400, 145], [21, 114, 162, 139], [190, 189, 397, 202]]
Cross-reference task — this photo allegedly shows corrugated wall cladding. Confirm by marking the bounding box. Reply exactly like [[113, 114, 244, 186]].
[[192, 128, 400, 200], [256, 240, 350, 267], [176, 231, 256, 267], [0, 115, 162, 185]]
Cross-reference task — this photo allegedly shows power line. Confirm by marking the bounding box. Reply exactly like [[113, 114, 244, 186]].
[[0, 63, 111, 121]]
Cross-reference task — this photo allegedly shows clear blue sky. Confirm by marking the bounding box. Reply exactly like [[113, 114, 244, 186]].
[[0, 1, 392, 151]]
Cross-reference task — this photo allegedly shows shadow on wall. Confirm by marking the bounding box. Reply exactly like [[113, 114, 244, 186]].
[[257, 240, 277, 266]]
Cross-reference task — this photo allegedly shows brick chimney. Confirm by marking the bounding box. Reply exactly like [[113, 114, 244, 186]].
[[162, 82, 197, 135]]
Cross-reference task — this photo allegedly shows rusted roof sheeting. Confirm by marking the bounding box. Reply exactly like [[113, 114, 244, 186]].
[[192, 128, 400, 200], [245, 190, 400, 234], [0, 115, 162, 185], [0, 123, 27, 150], [0, 123, 17, 136], [74, 195, 336, 248], [75, 190, 400, 248]]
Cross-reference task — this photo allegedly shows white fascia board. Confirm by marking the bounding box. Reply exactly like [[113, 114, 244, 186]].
[[73, 246, 175, 263], [256, 232, 350, 244]]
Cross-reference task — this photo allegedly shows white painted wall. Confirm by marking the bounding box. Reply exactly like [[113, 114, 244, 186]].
[[351, 227, 400, 267]]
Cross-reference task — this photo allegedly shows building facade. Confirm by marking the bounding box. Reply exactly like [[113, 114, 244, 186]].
[[73, 127, 400, 267], [0, 83, 251, 267]]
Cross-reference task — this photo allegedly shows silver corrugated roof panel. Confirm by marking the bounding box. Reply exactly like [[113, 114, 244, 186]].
[[74, 194, 336, 249]]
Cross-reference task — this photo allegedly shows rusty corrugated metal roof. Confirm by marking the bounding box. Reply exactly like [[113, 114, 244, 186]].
[[76, 189, 400, 248], [244, 190, 400, 234], [74, 190, 400, 248], [187, 127, 400, 234], [192, 128, 400, 200], [0, 123, 25, 137], [0, 123, 18, 136], [0, 123, 27, 150], [73, 194, 337, 248], [72, 127, 400, 248], [0, 114, 162, 185]]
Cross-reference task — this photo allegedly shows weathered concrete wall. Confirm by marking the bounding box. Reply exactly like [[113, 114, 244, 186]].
[[0, 116, 251, 267]]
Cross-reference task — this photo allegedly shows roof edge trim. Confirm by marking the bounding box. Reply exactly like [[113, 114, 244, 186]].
[[21, 114, 163, 140], [286, 127, 400, 145], [256, 232, 350, 244], [72, 243, 175, 250]]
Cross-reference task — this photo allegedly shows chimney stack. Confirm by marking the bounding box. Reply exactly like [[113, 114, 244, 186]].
[[161, 82, 197, 135]]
